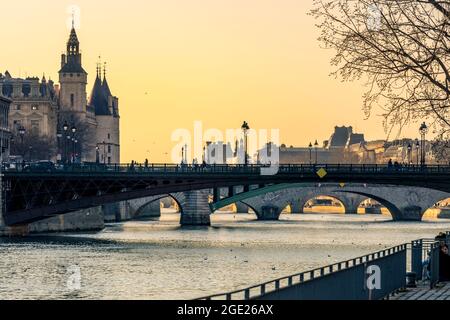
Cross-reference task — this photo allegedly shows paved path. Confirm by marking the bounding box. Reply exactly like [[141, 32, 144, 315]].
[[392, 282, 450, 300]]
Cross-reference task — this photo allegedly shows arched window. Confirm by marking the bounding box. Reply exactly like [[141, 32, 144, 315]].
[[70, 94, 74, 107]]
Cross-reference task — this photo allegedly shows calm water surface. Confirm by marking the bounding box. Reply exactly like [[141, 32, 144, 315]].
[[1, 212, 449, 300]]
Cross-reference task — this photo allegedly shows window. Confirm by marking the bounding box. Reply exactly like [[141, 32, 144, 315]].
[[16, 105, 21, 110], [108, 133, 111, 140], [70, 94, 74, 107], [108, 157, 111, 164], [108, 145, 111, 153]]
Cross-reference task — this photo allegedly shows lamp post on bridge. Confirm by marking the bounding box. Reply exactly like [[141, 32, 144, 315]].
[[241, 121, 250, 166], [18, 126, 26, 162], [419, 122, 428, 167], [407, 143, 412, 165], [63, 121, 69, 165], [314, 140, 319, 165], [308, 142, 312, 165], [415, 139, 420, 167]]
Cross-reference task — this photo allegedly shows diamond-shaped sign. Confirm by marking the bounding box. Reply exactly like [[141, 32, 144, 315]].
[[316, 168, 328, 179], [339, 182, 346, 188]]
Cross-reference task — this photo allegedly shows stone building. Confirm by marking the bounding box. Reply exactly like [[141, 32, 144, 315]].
[[0, 95, 12, 161], [0, 72, 58, 139], [1, 23, 120, 164]]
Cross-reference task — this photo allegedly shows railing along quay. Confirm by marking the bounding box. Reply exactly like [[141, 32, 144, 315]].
[[197, 233, 449, 300]]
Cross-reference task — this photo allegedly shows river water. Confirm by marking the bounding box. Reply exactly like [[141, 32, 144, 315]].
[[1, 212, 449, 300]]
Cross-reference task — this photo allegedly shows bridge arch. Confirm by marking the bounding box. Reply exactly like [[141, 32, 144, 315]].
[[127, 193, 186, 220], [299, 194, 349, 214]]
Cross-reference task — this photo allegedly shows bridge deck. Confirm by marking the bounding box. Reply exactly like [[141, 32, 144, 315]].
[[391, 282, 450, 300]]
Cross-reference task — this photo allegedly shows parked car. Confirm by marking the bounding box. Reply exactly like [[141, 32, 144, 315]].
[[23, 161, 56, 173]]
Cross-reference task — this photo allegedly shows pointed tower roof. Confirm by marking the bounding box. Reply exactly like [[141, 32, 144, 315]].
[[102, 78, 112, 97], [59, 24, 86, 74], [89, 72, 110, 115], [101, 62, 112, 96]]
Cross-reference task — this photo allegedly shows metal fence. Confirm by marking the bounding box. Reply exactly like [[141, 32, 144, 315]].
[[198, 245, 407, 300], [198, 233, 449, 300]]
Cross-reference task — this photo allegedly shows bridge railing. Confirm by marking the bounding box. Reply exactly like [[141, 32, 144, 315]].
[[197, 244, 408, 300], [4, 163, 450, 175]]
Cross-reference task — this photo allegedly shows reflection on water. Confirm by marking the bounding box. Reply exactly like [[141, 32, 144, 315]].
[[1, 212, 449, 300]]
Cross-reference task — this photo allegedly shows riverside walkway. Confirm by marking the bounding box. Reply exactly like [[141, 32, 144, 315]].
[[392, 282, 450, 300]]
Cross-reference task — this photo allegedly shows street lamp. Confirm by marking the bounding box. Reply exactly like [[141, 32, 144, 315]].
[[56, 131, 62, 164], [63, 122, 68, 164], [73, 139, 78, 163], [419, 122, 428, 167], [314, 140, 319, 165], [407, 143, 412, 165], [181, 146, 185, 165], [96, 146, 100, 164], [415, 139, 420, 166], [18, 126, 26, 161], [66, 134, 71, 164], [241, 121, 250, 166], [308, 142, 313, 165]]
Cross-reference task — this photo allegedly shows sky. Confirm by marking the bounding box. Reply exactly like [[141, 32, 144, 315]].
[[0, 0, 425, 163]]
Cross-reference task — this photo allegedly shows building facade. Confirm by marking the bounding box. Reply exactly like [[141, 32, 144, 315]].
[[0, 95, 12, 161], [1, 24, 120, 164]]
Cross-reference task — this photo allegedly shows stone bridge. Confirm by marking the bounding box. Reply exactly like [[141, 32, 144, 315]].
[[236, 184, 450, 221], [120, 184, 450, 223]]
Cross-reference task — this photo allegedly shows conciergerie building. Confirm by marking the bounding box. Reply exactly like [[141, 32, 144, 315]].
[[0, 23, 120, 164]]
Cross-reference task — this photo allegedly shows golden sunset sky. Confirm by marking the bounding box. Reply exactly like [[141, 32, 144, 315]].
[[1, 0, 425, 162]]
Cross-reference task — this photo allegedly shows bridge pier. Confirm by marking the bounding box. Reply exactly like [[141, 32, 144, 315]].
[[289, 202, 303, 214], [255, 206, 282, 221], [338, 193, 366, 214], [180, 190, 211, 226]]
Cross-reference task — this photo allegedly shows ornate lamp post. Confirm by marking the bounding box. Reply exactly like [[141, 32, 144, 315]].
[[241, 121, 250, 166], [71, 125, 77, 164], [419, 122, 428, 167], [407, 143, 412, 165], [56, 130, 63, 164], [63, 121, 69, 164], [181, 146, 185, 165], [18, 126, 26, 161], [18, 126, 25, 143], [415, 139, 420, 166], [314, 140, 319, 165], [96, 146, 100, 164], [308, 142, 313, 165], [66, 135, 72, 164]]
